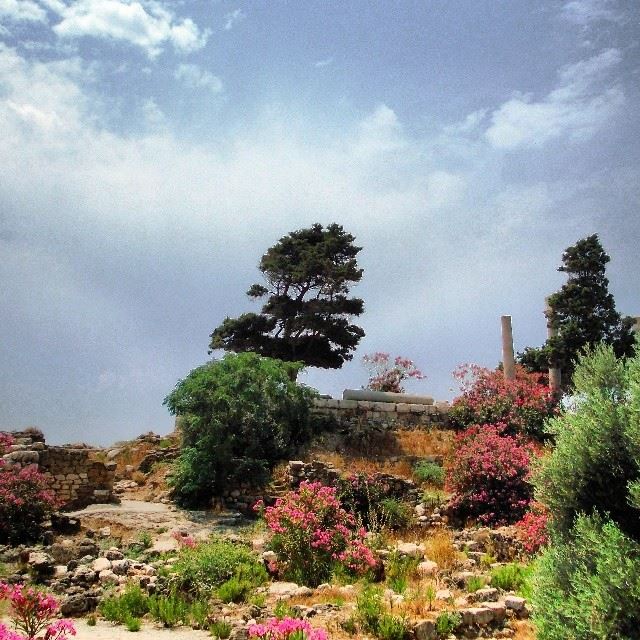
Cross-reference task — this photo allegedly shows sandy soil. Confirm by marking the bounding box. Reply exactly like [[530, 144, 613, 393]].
[[70, 619, 212, 639]]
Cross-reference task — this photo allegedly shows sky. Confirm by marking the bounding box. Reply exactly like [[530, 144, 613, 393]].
[[0, 0, 639, 445]]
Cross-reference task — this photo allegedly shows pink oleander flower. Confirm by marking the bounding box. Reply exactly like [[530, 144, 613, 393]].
[[171, 530, 197, 548], [248, 617, 328, 640], [0, 582, 75, 640]]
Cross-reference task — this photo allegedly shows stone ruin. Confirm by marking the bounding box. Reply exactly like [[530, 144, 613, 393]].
[[1, 430, 116, 510]]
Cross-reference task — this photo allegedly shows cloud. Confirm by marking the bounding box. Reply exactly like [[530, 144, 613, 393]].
[[223, 7, 244, 31], [485, 48, 624, 149], [50, 0, 209, 57], [0, 0, 47, 22], [561, 0, 622, 26], [314, 57, 333, 68], [174, 63, 223, 93]]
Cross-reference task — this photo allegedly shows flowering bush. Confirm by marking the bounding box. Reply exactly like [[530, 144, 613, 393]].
[[449, 364, 556, 439], [249, 617, 328, 640], [516, 502, 550, 555], [362, 352, 426, 393], [256, 481, 377, 586], [0, 435, 59, 545], [446, 424, 534, 525], [0, 582, 75, 640]]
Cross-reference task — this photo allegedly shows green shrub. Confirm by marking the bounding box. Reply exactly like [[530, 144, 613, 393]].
[[532, 515, 640, 640], [385, 553, 418, 595], [534, 343, 640, 542], [164, 353, 317, 505], [148, 593, 190, 628], [217, 576, 251, 604], [490, 563, 529, 591], [356, 585, 384, 634], [171, 538, 266, 596], [422, 489, 447, 511], [413, 461, 445, 487], [273, 600, 298, 620], [435, 611, 461, 637], [86, 614, 97, 627], [376, 613, 409, 640], [210, 619, 232, 639], [188, 599, 210, 629], [125, 615, 141, 632], [466, 576, 485, 593], [379, 499, 413, 530], [99, 584, 149, 624]]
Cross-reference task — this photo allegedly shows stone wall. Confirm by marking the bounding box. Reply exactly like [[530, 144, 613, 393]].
[[312, 397, 450, 431], [1, 430, 116, 510]]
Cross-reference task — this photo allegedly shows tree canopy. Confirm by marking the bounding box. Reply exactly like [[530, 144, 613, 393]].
[[210, 223, 365, 369], [519, 234, 635, 383]]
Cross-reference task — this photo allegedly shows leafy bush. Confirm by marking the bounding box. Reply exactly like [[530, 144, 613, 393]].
[[124, 615, 141, 632], [534, 344, 640, 542], [446, 424, 534, 525], [171, 538, 266, 597], [0, 434, 60, 545], [257, 481, 377, 587], [413, 461, 444, 487], [490, 563, 530, 591], [362, 352, 426, 393], [164, 353, 317, 505], [449, 364, 556, 439], [532, 515, 640, 640]]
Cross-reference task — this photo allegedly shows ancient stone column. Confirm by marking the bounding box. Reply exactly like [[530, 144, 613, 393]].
[[546, 299, 561, 392], [501, 315, 516, 381]]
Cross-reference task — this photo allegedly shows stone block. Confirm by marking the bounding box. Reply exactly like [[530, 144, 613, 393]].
[[396, 403, 411, 413], [409, 404, 427, 413], [481, 601, 507, 623], [338, 400, 358, 409], [414, 620, 436, 640], [356, 401, 373, 409], [372, 402, 395, 412], [504, 595, 526, 612]]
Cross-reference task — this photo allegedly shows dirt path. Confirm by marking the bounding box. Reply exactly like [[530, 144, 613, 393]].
[[71, 619, 211, 639]]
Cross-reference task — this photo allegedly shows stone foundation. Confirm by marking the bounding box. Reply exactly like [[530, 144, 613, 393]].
[[312, 397, 450, 431], [1, 430, 116, 510]]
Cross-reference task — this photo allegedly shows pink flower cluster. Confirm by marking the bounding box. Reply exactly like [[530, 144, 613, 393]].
[[516, 502, 550, 554], [171, 530, 197, 548], [362, 352, 426, 393], [255, 482, 376, 585], [0, 582, 75, 640], [447, 424, 535, 526], [450, 364, 557, 439], [0, 433, 59, 544], [248, 617, 328, 640]]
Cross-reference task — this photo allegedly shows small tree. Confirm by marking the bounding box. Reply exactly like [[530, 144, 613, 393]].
[[164, 353, 316, 506], [210, 223, 365, 369], [519, 234, 635, 383], [362, 352, 426, 393]]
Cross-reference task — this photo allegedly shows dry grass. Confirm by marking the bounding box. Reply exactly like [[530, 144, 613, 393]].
[[288, 586, 354, 608], [423, 530, 461, 572], [311, 452, 414, 478], [394, 430, 454, 457], [513, 620, 537, 640]]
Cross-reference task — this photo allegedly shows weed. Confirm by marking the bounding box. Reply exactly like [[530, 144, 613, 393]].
[[148, 593, 189, 628], [356, 584, 384, 634], [273, 600, 297, 620], [138, 531, 153, 549], [424, 531, 459, 571], [386, 552, 418, 594], [466, 576, 485, 593], [340, 617, 358, 635], [248, 592, 267, 608], [435, 611, 461, 637], [490, 563, 529, 591], [86, 615, 96, 627], [413, 461, 445, 487], [98, 584, 149, 624], [377, 613, 409, 640], [217, 576, 252, 604], [480, 553, 497, 568], [125, 615, 141, 632], [422, 489, 447, 511], [210, 619, 232, 639], [189, 598, 210, 629]]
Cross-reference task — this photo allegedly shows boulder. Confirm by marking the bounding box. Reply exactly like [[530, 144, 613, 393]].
[[414, 619, 436, 640]]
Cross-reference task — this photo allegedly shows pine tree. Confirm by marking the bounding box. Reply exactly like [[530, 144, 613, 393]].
[[519, 234, 635, 383], [210, 223, 365, 369]]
